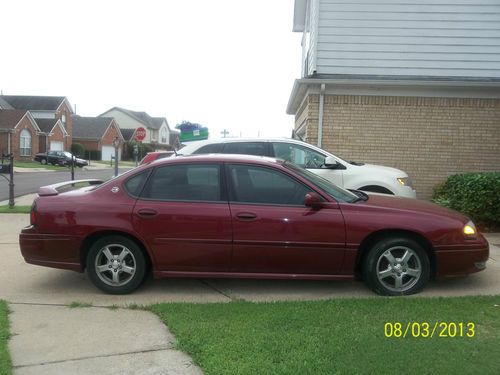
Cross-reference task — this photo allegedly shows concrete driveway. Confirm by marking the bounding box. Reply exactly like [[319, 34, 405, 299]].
[[1, 213, 499, 306]]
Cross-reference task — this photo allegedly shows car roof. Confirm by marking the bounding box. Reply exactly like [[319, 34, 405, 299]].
[[149, 153, 283, 166]]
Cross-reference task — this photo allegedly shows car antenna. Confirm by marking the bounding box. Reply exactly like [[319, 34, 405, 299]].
[[173, 149, 178, 156]]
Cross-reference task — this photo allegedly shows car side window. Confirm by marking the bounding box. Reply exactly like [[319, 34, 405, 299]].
[[124, 170, 150, 197], [142, 164, 222, 202], [272, 143, 326, 169], [227, 164, 311, 206], [222, 142, 267, 156], [192, 143, 223, 154]]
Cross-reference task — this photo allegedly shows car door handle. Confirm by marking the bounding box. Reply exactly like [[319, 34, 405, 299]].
[[137, 208, 158, 218], [235, 212, 257, 221]]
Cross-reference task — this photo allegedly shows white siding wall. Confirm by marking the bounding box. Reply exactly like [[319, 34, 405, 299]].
[[314, 0, 500, 78], [302, 0, 320, 76]]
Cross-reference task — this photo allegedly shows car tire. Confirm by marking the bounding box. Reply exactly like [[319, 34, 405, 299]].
[[86, 235, 147, 294], [362, 237, 430, 296], [40, 158, 47, 165]]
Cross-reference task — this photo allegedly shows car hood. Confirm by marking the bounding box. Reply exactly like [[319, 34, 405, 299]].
[[353, 163, 407, 177], [360, 194, 469, 222]]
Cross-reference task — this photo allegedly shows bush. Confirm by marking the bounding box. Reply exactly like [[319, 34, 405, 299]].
[[433, 173, 500, 227], [71, 143, 85, 157], [85, 149, 102, 161]]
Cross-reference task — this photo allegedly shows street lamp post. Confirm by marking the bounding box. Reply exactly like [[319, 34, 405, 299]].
[[112, 137, 120, 177]]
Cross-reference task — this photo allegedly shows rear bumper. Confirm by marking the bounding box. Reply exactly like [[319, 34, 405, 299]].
[[435, 242, 489, 277], [19, 226, 82, 272]]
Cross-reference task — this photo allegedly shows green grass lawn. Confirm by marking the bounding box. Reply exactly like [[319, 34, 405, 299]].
[[14, 161, 63, 171], [0, 206, 31, 213], [152, 296, 500, 375], [0, 300, 12, 375]]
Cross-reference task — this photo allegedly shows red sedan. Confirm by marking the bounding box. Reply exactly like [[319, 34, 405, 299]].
[[19, 155, 489, 295]]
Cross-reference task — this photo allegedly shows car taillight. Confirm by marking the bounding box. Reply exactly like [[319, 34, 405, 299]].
[[30, 203, 37, 226]]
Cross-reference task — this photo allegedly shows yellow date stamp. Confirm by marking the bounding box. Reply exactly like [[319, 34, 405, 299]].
[[384, 322, 475, 338]]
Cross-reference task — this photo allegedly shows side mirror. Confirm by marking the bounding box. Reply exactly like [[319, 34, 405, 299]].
[[304, 192, 323, 209], [324, 156, 345, 170]]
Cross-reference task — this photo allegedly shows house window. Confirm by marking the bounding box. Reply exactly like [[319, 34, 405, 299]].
[[161, 128, 167, 144], [20, 129, 32, 156]]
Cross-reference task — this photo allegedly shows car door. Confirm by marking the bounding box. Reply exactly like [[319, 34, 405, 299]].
[[226, 163, 346, 275], [132, 163, 233, 272], [271, 142, 344, 187]]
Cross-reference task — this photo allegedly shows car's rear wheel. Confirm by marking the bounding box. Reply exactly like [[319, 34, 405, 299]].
[[363, 237, 430, 296], [86, 235, 147, 294], [40, 158, 47, 165]]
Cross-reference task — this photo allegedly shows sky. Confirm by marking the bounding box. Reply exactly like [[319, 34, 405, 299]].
[[1, 0, 303, 139]]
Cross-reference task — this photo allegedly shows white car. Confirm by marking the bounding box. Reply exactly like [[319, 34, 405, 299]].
[[179, 138, 417, 198]]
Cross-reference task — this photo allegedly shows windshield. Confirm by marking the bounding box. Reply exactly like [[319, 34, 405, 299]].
[[283, 161, 359, 203], [62, 152, 72, 157]]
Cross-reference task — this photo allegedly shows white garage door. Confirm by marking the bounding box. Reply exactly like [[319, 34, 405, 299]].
[[101, 145, 119, 161], [50, 141, 64, 151]]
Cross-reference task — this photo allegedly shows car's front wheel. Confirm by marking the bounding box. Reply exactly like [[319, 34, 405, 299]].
[[363, 237, 430, 296], [86, 235, 147, 294]]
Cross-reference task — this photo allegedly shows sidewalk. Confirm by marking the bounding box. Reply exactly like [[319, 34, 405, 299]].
[[13, 163, 115, 173], [9, 304, 203, 375]]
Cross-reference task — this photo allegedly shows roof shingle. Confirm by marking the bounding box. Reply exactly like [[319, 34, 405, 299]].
[[72, 116, 115, 140], [0, 109, 28, 130], [0, 95, 67, 111]]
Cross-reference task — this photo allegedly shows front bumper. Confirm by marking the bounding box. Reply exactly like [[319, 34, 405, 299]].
[[435, 241, 490, 277]]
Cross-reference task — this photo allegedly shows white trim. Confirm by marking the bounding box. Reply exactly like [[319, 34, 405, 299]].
[[56, 98, 74, 114], [13, 112, 41, 132]]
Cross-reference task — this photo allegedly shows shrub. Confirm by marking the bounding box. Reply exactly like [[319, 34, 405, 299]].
[[85, 149, 102, 161], [432, 173, 500, 226], [71, 143, 85, 157]]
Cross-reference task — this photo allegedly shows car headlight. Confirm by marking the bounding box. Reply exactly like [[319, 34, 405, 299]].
[[463, 221, 477, 240], [397, 177, 413, 188]]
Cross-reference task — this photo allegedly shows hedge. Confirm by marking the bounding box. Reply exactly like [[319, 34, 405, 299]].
[[85, 149, 102, 161], [433, 172, 500, 226], [71, 143, 85, 157]]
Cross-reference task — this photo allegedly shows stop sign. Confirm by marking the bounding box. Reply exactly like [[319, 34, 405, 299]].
[[135, 127, 146, 142]]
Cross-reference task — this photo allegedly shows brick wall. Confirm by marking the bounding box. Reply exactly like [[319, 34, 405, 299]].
[[75, 140, 99, 152], [50, 125, 66, 149], [101, 121, 121, 147], [296, 94, 500, 199], [9, 116, 40, 161], [0, 133, 8, 156], [56, 103, 72, 150]]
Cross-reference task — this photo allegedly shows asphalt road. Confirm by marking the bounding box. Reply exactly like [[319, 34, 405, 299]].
[[0, 168, 131, 201]]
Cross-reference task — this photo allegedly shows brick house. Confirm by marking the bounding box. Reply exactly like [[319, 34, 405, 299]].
[[36, 119, 68, 154], [99, 107, 180, 150], [0, 110, 41, 161], [0, 95, 74, 152], [288, 0, 500, 199], [72, 116, 124, 161]]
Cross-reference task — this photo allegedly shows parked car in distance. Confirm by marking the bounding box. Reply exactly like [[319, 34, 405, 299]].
[[20, 155, 488, 295], [179, 138, 416, 198], [34, 151, 88, 167], [139, 151, 175, 165]]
